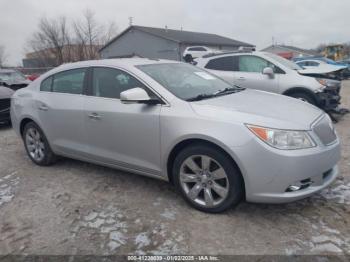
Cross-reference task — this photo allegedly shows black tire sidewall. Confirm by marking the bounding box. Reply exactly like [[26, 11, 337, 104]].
[[23, 122, 56, 166], [289, 92, 316, 105], [172, 144, 243, 213]]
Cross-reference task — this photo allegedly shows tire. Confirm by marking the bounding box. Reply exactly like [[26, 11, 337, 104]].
[[289, 92, 317, 105], [23, 121, 57, 166], [184, 54, 193, 63], [172, 144, 244, 213]]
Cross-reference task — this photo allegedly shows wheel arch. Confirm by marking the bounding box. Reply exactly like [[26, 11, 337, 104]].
[[20, 117, 36, 137], [166, 138, 246, 194], [282, 86, 317, 99]]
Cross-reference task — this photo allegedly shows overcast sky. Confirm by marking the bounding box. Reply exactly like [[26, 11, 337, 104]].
[[0, 0, 349, 66]]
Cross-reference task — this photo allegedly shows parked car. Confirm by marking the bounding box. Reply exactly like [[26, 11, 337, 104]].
[[11, 59, 340, 213], [0, 85, 14, 124], [183, 46, 217, 62], [26, 73, 40, 81], [0, 69, 31, 90], [195, 51, 341, 112], [294, 57, 350, 80]]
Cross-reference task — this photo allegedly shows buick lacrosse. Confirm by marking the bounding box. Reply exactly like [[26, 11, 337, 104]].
[[11, 59, 340, 212]]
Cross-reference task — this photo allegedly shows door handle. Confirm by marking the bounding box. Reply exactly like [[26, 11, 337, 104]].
[[88, 113, 101, 120], [237, 77, 246, 81], [38, 104, 49, 111]]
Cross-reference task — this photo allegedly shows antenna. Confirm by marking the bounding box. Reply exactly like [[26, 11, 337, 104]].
[[129, 17, 133, 26]]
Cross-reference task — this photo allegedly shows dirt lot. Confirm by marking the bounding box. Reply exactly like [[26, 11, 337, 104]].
[[0, 82, 350, 257]]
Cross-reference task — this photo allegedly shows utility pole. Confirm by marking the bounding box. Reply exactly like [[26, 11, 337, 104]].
[[129, 17, 133, 26]]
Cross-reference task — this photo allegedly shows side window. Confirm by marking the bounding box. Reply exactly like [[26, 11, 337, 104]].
[[52, 68, 86, 94], [308, 61, 319, 66], [92, 67, 153, 99], [40, 76, 52, 92], [238, 56, 270, 73], [205, 56, 238, 71], [189, 47, 207, 51], [238, 55, 284, 74]]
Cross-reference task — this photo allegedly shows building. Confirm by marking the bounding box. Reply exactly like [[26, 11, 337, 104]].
[[261, 44, 320, 59], [99, 25, 255, 61]]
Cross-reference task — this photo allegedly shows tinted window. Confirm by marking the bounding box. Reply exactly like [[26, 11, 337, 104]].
[[205, 56, 238, 71], [52, 69, 86, 94], [40, 76, 52, 92], [92, 67, 149, 99], [307, 61, 319, 66], [189, 47, 207, 51]]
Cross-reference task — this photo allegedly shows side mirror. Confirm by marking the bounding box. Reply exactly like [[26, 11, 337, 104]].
[[120, 87, 160, 105], [262, 67, 275, 78]]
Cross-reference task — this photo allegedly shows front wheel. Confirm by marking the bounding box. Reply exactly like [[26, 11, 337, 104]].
[[172, 144, 244, 213], [23, 122, 57, 166]]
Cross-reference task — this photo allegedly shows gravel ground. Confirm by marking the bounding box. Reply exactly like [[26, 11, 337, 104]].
[[0, 81, 350, 256]]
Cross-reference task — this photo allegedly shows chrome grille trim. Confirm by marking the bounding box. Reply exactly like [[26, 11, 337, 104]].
[[312, 115, 337, 146]]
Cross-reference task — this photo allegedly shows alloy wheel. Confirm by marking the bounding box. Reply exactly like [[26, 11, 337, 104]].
[[25, 127, 45, 162], [179, 155, 230, 207]]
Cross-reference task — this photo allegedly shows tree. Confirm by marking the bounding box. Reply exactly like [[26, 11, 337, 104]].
[[28, 16, 72, 66], [27, 10, 118, 66], [0, 45, 7, 67], [73, 9, 118, 60]]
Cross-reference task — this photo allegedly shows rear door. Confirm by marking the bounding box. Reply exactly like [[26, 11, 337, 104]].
[[35, 68, 89, 156], [83, 67, 162, 175], [233, 55, 280, 93]]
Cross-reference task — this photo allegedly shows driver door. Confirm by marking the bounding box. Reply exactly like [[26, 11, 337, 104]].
[[83, 67, 162, 175]]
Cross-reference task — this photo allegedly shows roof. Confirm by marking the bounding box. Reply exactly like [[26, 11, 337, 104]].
[[261, 45, 320, 56], [100, 25, 254, 52]]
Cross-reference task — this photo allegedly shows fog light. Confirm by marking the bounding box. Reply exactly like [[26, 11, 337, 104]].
[[286, 185, 301, 192], [286, 178, 313, 192]]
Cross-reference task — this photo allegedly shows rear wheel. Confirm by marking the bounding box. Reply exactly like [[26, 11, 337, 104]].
[[172, 144, 244, 213], [23, 122, 57, 166], [289, 92, 317, 105]]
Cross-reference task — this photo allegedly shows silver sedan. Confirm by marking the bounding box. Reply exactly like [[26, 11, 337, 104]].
[[10, 59, 340, 213]]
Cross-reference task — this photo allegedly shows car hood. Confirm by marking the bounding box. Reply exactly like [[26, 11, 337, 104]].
[[190, 89, 323, 130], [0, 86, 14, 99], [298, 64, 347, 75]]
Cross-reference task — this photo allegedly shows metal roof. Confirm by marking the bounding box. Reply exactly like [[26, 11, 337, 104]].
[[100, 25, 254, 52], [261, 45, 320, 56]]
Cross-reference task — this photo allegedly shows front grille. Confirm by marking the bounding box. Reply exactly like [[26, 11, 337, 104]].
[[0, 98, 10, 112], [313, 115, 337, 146]]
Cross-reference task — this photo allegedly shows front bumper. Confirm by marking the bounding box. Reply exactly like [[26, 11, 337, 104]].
[[315, 86, 341, 111], [230, 133, 341, 204]]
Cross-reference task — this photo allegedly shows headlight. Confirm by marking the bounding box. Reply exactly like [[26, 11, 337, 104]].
[[246, 125, 316, 150], [314, 78, 327, 93]]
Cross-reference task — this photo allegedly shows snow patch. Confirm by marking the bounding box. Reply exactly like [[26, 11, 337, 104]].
[[0, 172, 19, 207]]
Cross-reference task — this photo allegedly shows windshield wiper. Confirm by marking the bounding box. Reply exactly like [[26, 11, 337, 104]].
[[187, 86, 245, 102], [214, 86, 244, 96], [186, 93, 217, 102]]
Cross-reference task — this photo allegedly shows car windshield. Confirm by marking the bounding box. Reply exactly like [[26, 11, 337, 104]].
[[264, 53, 303, 70], [0, 71, 26, 82], [137, 63, 241, 101]]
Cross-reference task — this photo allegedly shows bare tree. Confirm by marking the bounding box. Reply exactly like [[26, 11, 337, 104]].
[[27, 10, 118, 66], [0, 45, 7, 67], [73, 9, 117, 60], [28, 16, 71, 65]]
